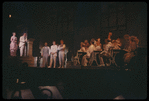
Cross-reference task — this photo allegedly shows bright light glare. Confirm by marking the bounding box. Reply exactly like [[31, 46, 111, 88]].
[[9, 14, 11, 18]]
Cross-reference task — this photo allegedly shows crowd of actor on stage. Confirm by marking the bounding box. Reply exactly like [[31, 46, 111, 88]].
[[9, 32, 67, 68], [9, 31, 139, 68], [75, 32, 139, 67]]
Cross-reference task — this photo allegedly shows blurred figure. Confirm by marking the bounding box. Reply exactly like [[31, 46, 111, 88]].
[[112, 40, 121, 50], [123, 36, 139, 64], [58, 40, 66, 68], [129, 36, 139, 51], [41, 42, 50, 68], [103, 39, 108, 51], [81, 39, 96, 66], [80, 42, 86, 52], [74, 42, 86, 65], [10, 32, 18, 56], [123, 34, 130, 50], [96, 38, 102, 50], [84, 40, 90, 50], [95, 38, 105, 66], [104, 39, 113, 54], [108, 32, 112, 41], [90, 38, 96, 46], [116, 38, 122, 47], [48, 41, 57, 68], [19, 33, 27, 56], [101, 39, 114, 66]]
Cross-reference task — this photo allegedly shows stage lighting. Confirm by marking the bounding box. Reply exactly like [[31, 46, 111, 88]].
[[9, 14, 11, 18]]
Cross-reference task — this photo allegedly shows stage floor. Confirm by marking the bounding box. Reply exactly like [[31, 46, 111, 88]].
[[3, 57, 147, 99], [4, 66, 146, 99]]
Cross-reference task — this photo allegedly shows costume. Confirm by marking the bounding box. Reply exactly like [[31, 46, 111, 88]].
[[19, 35, 27, 56], [10, 36, 18, 56], [41, 46, 50, 67], [49, 45, 57, 68], [58, 44, 66, 68]]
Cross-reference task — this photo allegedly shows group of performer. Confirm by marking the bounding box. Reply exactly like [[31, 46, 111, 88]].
[[40, 40, 66, 68], [10, 32, 27, 57], [9, 32, 66, 68], [10, 31, 139, 68], [78, 32, 139, 66]]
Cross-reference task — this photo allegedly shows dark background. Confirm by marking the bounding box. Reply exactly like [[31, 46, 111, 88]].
[[3, 2, 147, 58]]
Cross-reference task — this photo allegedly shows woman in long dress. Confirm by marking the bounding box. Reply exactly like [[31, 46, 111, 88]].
[[10, 32, 18, 56]]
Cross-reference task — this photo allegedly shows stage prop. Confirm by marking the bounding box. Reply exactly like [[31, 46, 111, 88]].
[[19, 38, 37, 67]]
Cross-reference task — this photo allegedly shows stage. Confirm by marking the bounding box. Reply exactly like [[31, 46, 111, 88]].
[[2, 52, 147, 99], [3, 65, 147, 99]]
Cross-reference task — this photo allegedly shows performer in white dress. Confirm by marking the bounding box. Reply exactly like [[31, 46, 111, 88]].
[[19, 33, 27, 57], [10, 32, 18, 56], [48, 41, 58, 68]]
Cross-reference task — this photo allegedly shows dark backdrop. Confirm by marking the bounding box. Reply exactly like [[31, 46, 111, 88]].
[[3, 2, 147, 59]]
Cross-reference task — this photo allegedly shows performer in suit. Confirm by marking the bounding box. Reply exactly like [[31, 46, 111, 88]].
[[48, 41, 58, 68], [40, 42, 50, 68], [10, 32, 18, 56], [58, 40, 66, 68], [19, 33, 27, 57]]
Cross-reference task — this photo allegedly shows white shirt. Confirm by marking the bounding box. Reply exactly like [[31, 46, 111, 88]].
[[79, 47, 86, 52], [19, 36, 27, 48], [104, 42, 113, 53], [58, 44, 66, 52], [95, 45, 102, 51], [50, 45, 58, 56], [86, 44, 96, 57]]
